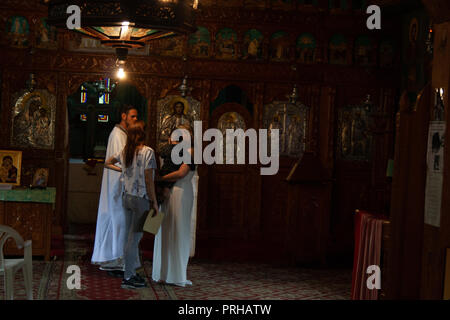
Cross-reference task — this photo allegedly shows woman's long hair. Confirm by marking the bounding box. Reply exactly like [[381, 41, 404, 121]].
[[123, 120, 146, 168]]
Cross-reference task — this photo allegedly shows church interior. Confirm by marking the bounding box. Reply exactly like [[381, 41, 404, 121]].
[[0, 0, 450, 301]]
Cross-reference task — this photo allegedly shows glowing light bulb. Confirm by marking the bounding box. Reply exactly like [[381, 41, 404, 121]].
[[121, 21, 130, 33], [117, 68, 126, 79]]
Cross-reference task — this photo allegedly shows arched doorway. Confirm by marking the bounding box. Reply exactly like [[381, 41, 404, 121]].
[[197, 85, 263, 261], [66, 80, 146, 225]]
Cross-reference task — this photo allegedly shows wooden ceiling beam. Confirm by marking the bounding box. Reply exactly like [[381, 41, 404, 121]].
[[421, 0, 450, 23], [368, 0, 422, 13], [371, 0, 450, 23]]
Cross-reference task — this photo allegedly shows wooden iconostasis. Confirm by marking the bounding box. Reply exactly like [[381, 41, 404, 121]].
[[0, 0, 405, 265]]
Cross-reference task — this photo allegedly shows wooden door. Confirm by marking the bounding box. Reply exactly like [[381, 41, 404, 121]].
[[197, 103, 262, 261]]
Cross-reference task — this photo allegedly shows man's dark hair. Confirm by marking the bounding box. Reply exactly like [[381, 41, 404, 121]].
[[2, 156, 13, 162], [120, 105, 137, 116]]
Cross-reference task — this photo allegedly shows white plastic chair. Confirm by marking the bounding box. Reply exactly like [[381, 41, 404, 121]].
[[0, 225, 33, 300]]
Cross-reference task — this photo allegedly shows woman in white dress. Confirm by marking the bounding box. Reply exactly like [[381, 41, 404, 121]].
[[152, 125, 195, 287]]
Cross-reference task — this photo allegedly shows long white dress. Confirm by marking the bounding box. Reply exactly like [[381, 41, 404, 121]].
[[91, 125, 127, 265], [189, 169, 199, 258], [152, 169, 195, 286]]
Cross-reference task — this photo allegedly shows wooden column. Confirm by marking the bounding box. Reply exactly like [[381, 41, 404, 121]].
[[420, 21, 450, 299], [386, 87, 430, 299]]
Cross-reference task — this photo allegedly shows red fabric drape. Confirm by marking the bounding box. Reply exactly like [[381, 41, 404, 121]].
[[351, 210, 386, 300]]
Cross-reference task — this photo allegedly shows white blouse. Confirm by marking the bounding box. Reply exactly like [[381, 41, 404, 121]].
[[113, 146, 157, 199]]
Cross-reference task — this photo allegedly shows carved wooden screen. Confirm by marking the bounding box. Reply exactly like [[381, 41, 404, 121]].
[[263, 100, 310, 159], [259, 85, 324, 263], [156, 95, 201, 152], [201, 102, 257, 248], [11, 89, 56, 150]]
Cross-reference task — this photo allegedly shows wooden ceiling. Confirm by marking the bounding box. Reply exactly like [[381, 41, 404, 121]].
[[39, 0, 450, 24], [371, 0, 450, 23], [370, 0, 421, 10], [421, 0, 450, 23], [371, 0, 410, 5]]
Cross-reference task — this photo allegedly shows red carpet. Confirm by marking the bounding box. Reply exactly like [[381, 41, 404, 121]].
[[1, 224, 351, 300]]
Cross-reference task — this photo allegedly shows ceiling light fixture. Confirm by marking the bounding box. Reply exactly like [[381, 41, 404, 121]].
[[46, 0, 199, 61]]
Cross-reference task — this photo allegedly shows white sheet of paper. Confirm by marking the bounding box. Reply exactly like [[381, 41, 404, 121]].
[[424, 121, 446, 227], [143, 209, 165, 235]]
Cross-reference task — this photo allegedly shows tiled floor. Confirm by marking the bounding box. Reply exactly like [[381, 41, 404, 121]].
[[1, 224, 352, 300]]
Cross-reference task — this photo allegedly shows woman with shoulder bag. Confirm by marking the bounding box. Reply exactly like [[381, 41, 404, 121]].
[[105, 120, 159, 289]]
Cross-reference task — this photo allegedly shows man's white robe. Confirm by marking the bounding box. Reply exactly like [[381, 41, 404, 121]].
[[91, 125, 127, 265]]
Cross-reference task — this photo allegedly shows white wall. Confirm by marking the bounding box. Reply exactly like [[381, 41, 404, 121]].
[[67, 161, 104, 224]]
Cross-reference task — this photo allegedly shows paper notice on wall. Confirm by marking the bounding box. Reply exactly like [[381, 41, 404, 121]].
[[424, 121, 446, 227]]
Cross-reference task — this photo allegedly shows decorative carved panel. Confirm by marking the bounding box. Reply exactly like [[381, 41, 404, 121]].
[[156, 95, 201, 151], [217, 111, 246, 162], [336, 104, 372, 161], [263, 100, 309, 158], [11, 88, 56, 150]]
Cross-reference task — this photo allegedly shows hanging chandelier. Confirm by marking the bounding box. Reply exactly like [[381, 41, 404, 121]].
[[45, 0, 199, 73]]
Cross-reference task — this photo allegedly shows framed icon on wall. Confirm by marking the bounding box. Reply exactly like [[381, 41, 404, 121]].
[[32, 168, 49, 189], [0, 150, 22, 186]]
